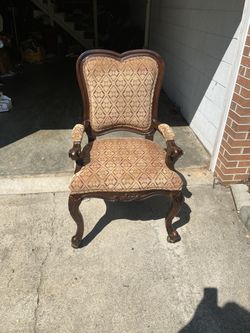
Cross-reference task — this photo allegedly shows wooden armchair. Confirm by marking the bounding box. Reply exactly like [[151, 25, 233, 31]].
[[68, 49, 184, 248]]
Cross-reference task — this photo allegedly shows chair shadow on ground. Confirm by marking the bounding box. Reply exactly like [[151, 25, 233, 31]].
[[179, 288, 250, 333], [79, 173, 192, 248]]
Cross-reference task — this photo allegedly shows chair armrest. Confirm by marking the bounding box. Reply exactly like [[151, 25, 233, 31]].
[[69, 124, 85, 161], [153, 121, 183, 170], [156, 122, 175, 141], [72, 123, 85, 143]]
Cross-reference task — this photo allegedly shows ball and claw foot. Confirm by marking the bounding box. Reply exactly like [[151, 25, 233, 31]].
[[71, 236, 82, 249], [167, 230, 181, 243]]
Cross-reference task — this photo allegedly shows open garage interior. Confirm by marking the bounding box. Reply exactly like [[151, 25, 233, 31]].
[[0, 0, 248, 177]]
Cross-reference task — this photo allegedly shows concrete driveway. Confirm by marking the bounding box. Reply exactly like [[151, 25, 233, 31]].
[[0, 181, 250, 333]]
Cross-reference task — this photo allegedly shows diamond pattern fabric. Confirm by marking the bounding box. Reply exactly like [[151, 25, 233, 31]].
[[81, 56, 158, 132], [69, 138, 183, 194]]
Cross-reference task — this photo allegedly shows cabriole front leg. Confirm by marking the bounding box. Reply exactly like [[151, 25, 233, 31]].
[[68, 194, 84, 248], [165, 191, 184, 243]]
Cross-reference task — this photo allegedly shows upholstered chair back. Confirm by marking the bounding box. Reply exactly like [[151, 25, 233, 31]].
[[78, 53, 161, 133]]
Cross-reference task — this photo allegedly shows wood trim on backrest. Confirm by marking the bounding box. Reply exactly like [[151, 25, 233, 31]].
[[76, 49, 165, 140]]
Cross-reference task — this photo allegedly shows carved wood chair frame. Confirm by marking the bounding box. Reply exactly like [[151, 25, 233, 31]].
[[68, 49, 184, 248]]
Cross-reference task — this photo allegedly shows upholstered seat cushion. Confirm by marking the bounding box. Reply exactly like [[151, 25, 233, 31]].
[[69, 138, 183, 194]]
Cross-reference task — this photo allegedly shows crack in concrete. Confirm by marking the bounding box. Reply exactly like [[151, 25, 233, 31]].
[[7, 276, 13, 288], [0, 247, 9, 263], [33, 193, 56, 333]]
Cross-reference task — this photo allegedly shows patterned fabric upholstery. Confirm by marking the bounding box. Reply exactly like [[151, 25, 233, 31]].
[[72, 124, 85, 143], [69, 138, 183, 194], [81, 56, 159, 132]]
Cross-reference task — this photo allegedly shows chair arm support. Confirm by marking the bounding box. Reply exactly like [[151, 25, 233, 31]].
[[69, 143, 82, 161], [166, 140, 183, 170], [153, 120, 183, 170], [69, 124, 85, 161]]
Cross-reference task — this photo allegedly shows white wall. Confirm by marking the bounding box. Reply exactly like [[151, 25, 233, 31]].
[[149, 0, 246, 154]]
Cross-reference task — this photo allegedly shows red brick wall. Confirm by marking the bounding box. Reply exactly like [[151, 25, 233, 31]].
[[215, 26, 250, 185]]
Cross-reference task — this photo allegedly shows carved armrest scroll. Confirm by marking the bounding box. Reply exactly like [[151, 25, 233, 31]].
[[165, 140, 183, 170]]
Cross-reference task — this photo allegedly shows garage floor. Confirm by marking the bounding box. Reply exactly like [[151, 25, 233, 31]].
[[0, 59, 209, 176], [0, 185, 249, 332]]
